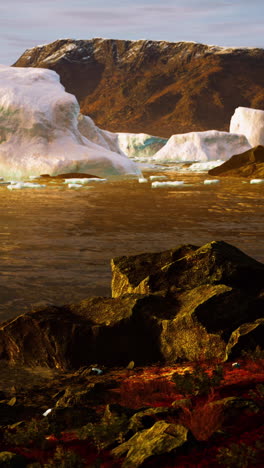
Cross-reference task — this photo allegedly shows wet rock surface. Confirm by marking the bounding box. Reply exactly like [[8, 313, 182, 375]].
[[208, 145, 264, 178], [0, 241, 263, 368]]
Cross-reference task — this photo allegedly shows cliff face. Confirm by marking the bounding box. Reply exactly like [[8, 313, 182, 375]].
[[13, 39, 264, 137]]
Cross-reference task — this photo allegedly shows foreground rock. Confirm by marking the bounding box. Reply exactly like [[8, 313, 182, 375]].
[[13, 39, 264, 137], [208, 145, 264, 178], [0, 241, 263, 368], [112, 420, 188, 468], [0, 65, 139, 180]]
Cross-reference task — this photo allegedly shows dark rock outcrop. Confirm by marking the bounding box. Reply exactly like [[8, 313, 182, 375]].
[[0, 241, 263, 368], [208, 145, 264, 178], [111, 420, 188, 468], [13, 39, 264, 137]]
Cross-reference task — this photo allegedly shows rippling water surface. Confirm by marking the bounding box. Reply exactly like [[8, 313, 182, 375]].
[[0, 170, 263, 321]]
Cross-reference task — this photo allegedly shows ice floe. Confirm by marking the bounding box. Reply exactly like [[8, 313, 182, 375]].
[[0, 65, 140, 180], [138, 177, 148, 183], [151, 181, 184, 188], [149, 175, 168, 180], [152, 130, 251, 162], [63, 178, 107, 184], [230, 107, 264, 147], [187, 160, 223, 172], [7, 182, 46, 189], [250, 179, 264, 184], [204, 179, 220, 185]]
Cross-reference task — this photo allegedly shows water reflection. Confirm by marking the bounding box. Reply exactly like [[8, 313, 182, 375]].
[[0, 172, 263, 321]]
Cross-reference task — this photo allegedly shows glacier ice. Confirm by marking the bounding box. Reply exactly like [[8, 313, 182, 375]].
[[230, 107, 264, 147], [0, 65, 140, 180], [117, 132, 168, 158], [152, 130, 251, 162]]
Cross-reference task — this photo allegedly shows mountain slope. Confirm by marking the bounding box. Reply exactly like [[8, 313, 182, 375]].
[[13, 39, 264, 137]]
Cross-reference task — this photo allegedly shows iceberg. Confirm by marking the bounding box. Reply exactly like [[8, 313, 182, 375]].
[[152, 130, 251, 162], [230, 107, 264, 147], [0, 65, 140, 180], [117, 133, 168, 158]]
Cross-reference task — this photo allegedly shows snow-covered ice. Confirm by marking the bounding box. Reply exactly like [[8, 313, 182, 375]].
[[250, 179, 264, 184], [152, 130, 251, 162], [230, 107, 264, 147], [204, 179, 220, 185], [117, 133, 167, 158], [151, 181, 184, 188], [0, 65, 140, 180]]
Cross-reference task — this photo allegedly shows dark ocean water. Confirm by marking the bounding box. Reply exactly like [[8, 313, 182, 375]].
[[0, 171, 263, 321]]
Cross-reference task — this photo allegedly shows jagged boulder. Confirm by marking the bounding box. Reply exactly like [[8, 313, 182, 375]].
[[225, 318, 264, 360], [208, 145, 264, 178], [112, 241, 264, 297], [112, 420, 188, 468], [0, 241, 263, 368]]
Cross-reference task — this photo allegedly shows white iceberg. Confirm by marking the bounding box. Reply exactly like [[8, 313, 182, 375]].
[[77, 114, 125, 155], [230, 107, 264, 147], [117, 132, 168, 158], [151, 180, 184, 188], [0, 65, 140, 180], [152, 130, 251, 162], [250, 179, 264, 184]]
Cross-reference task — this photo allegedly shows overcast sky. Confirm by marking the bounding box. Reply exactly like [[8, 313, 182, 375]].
[[1, 0, 264, 64]]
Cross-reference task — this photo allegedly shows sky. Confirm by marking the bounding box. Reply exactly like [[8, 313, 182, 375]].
[[0, 0, 264, 65]]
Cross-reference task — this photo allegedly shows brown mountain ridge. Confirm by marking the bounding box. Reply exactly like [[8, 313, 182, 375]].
[[13, 38, 264, 137]]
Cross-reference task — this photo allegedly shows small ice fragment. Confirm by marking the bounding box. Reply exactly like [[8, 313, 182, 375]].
[[7, 182, 46, 189], [204, 179, 220, 185], [64, 178, 107, 185], [68, 183, 83, 189], [29, 175, 39, 180], [43, 408, 52, 417], [250, 179, 264, 184], [91, 367, 103, 375], [149, 175, 167, 181], [232, 362, 241, 369], [138, 177, 148, 183], [151, 181, 184, 188]]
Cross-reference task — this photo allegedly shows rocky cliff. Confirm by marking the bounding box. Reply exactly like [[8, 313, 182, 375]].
[[13, 39, 264, 137]]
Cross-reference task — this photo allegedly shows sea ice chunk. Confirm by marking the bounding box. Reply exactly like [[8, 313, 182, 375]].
[[68, 183, 83, 189], [153, 130, 251, 162], [230, 107, 264, 147], [149, 175, 168, 180], [151, 181, 184, 188], [63, 178, 107, 184], [0, 66, 140, 180], [250, 179, 264, 184], [204, 179, 220, 185], [188, 160, 223, 172]]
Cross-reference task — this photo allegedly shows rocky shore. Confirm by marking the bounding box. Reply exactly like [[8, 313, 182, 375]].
[[0, 241, 263, 466]]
